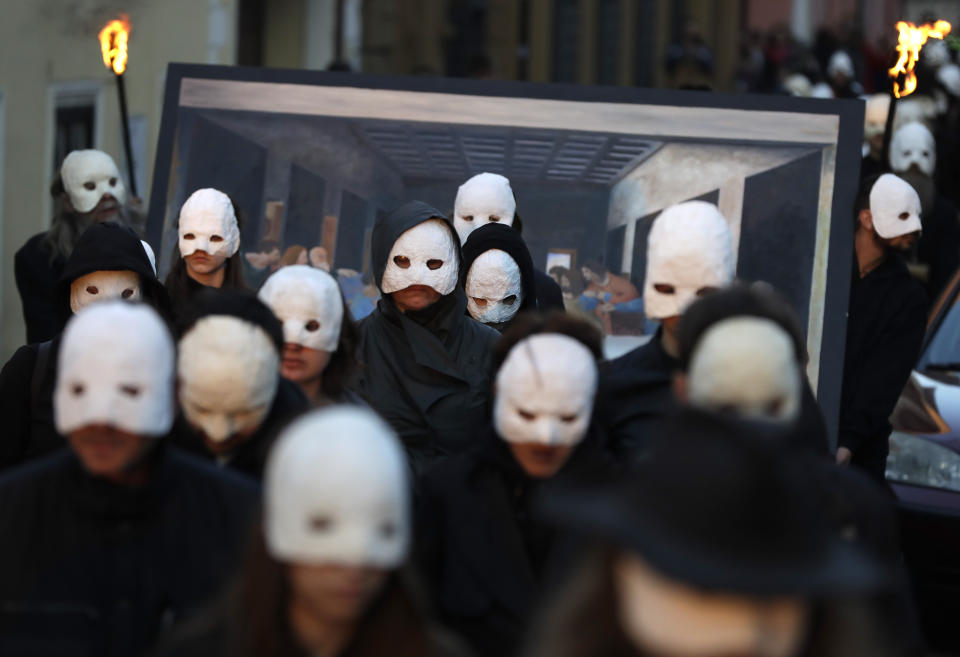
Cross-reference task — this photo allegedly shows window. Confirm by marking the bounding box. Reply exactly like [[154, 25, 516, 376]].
[[596, 0, 620, 85], [552, 0, 579, 82], [51, 83, 101, 175]]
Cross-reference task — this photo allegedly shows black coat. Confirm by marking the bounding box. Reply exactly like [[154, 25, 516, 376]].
[[594, 331, 678, 461], [354, 201, 499, 475], [0, 444, 259, 657], [0, 336, 61, 472], [15, 233, 66, 344], [840, 254, 927, 480], [416, 428, 613, 657], [461, 223, 539, 331], [532, 270, 564, 312], [170, 378, 309, 480]]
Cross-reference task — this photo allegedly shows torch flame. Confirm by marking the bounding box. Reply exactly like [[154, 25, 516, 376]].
[[99, 17, 130, 75], [888, 20, 951, 98]]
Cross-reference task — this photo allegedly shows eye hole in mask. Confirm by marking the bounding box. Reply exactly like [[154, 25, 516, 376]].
[[518, 409, 537, 421], [502, 295, 518, 305], [83, 182, 96, 191], [426, 259, 444, 270], [899, 212, 911, 221], [560, 414, 579, 423], [305, 320, 321, 332], [310, 515, 333, 532], [393, 255, 411, 269], [653, 283, 675, 294], [109, 177, 117, 187], [119, 384, 141, 397], [183, 233, 196, 240], [923, 151, 930, 158], [767, 397, 785, 416], [489, 215, 501, 222], [121, 288, 135, 299], [472, 297, 488, 307], [72, 383, 85, 396], [86, 286, 99, 295], [380, 522, 397, 538], [904, 150, 912, 157], [696, 286, 719, 297], [462, 215, 474, 222], [210, 235, 224, 243]]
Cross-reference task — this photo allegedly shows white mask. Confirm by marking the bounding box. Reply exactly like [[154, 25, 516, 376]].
[[141, 240, 158, 277], [782, 74, 811, 97], [453, 172, 517, 244], [826, 50, 854, 79], [644, 201, 735, 320], [381, 219, 458, 295], [466, 249, 523, 325], [614, 554, 808, 657], [258, 265, 344, 352], [937, 64, 960, 98], [60, 150, 127, 214], [265, 406, 410, 567], [863, 94, 890, 140], [55, 301, 174, 438], [178, 188, 240, 258], [923, 39, 951, 69], [869, 173, 923, 239], [890, 121, 936, 177], [494, 334, 597, 446], [178, 316, 279, 443], [687, 317, 801, 422], [69, 270, 141, 314]]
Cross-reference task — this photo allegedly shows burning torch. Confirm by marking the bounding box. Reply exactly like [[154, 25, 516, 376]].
[[882, 19, 952, 167], [98, 17, 137, 197]]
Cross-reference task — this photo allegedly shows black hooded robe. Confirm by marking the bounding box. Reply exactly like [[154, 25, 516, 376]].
[[353, 201, 500, 475], [461, 223, 540, 332], [14, 233, 65, 344]]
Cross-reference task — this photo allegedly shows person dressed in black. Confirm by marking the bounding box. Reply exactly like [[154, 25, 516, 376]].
[[416, 313, 613, 657], [156, 406, 466, 657], [0, 222, 169, 472], [839, 174, 927, 481], [461, 222, 539, 332], [596, 200, 735, 461], [452, 172, 564, 312], [352, 201, 499, 474], [15, 149, 134, 343], [0, 302, 258, 657], [164, 188, 248, 320], [171, 290, 308, 480]]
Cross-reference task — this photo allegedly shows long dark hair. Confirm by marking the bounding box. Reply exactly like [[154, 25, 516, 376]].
[[163, 195, 248, 300], [45, 173, 99, 264]]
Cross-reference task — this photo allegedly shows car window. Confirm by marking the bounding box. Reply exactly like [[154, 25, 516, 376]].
[[921, 287, 960, 371]]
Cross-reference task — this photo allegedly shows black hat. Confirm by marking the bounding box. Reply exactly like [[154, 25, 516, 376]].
[[177, 288, 284, 353], [543, 409, 891, 596], [370, 200, 460, 291]]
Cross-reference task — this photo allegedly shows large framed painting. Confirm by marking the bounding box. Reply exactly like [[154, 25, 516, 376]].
[[148, 63, 864, 442]]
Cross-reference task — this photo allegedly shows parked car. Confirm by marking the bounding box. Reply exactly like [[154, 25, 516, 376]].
[[886, 269, 960, 651]]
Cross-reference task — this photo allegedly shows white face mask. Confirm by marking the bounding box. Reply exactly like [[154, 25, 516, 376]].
[[60, 150, 127, 214], [55, 302, 174, 438], [380, 219, 458, 296], [890, 121, 936, 177], [826, 50, 854, 79], [178, 316, 279, 443], [466, 249, 523, 325], [69, 270, 141, 314], [494, 334, 597, 446], [869, 173, 923, 239], [178, 188, 241, 258], [614, 554, 808, 657], [937, 64, 960, 98], [687, 317, 801, 423], [863, 94, 890, 140], [453, 172, 517, 244], [265, 406, 410, 567], [644, 201, 735, 320], [258, 265, 344, 352]]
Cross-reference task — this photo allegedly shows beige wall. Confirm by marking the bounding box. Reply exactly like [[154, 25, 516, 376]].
[[0, 0, 237, 360]]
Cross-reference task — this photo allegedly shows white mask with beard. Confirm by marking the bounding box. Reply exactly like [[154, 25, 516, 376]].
[[69, 270, 141, 314], [178, 188, 241, 258], [258, 265, 344, 352], [687, 317, 801, 422], [869, 173, 923, 239], [466, 249, 523, 325], [890, 121, 936, 177], [55, 301, 174, 437], [60, 150, 127, 214], [494, 334, 597, 446], [644, 202, 735, 320], [453, 173, 517, 244], [265, 406, 410, 567], [380, 219, 458, 295], [178, 316, 279, 443]]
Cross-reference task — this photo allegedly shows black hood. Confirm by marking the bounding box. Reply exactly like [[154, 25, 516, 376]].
[[371, 200, 462, 292], [56, 222, 169, 322], [460, 222, 539, 314], [177, 288, 284, 352]]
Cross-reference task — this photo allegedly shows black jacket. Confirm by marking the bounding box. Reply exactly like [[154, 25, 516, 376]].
[[0, 336, 61, 472], [533, 270, 564, 312], [416, 428, 613, 657], [0, 444, 259, 657], [594, 330, 678, 461], [170, 378, 308, 480], [840, 254, 927, 480], [354, 201, 499, 475], [461, 223, 539, 331], [15, 233, 66, 344]]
